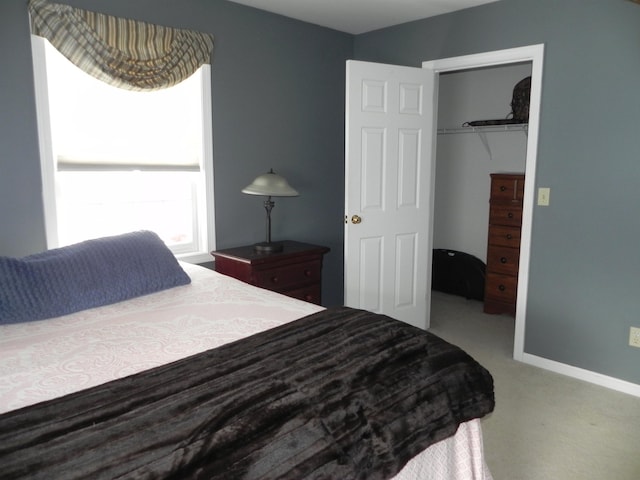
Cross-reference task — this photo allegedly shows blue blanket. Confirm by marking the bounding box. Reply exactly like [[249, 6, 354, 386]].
[[0, 231, 191, 324]]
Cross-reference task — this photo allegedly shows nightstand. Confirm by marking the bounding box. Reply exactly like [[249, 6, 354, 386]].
[[210, 241, 330, 305]]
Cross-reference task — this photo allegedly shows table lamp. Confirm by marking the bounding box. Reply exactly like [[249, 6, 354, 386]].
[[242, 169, 299, 253]]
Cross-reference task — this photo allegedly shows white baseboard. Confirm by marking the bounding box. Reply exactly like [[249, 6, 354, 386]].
[[521, 353, 640, 398]]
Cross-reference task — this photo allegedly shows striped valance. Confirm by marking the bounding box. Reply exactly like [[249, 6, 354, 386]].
[[28, 0, 214, 91]]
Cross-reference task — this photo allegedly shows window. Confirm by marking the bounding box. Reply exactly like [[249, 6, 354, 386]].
[[31, 36, 215, 262]]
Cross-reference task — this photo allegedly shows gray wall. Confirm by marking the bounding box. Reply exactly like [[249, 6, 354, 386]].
[[0, 0, 45, 255], [355, 0, 640, 385], [0, 0, 352, 307]]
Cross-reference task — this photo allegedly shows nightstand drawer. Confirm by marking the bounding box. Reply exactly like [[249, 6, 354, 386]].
[[285, 285, 321, 304], [254, 261, 321, 291]]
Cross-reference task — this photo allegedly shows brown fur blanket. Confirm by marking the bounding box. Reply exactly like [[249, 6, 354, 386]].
[[0, 306, 494, 479]]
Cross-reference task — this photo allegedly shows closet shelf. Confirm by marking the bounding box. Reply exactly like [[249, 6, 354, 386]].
[[437, 123, 528, 160], [437, 124, 528, 135]]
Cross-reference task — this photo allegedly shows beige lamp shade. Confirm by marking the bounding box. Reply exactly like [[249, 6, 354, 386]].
[[242, 169, 298, 197]]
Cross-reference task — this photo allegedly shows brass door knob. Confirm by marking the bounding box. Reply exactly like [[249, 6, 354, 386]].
[[351, 215, 362, 224]]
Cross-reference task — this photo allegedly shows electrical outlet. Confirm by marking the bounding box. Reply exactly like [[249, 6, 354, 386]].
[[629, 327, 640, 348]]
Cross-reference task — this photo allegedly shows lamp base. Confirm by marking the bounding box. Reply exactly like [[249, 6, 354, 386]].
[[253, 242, 283, 254]]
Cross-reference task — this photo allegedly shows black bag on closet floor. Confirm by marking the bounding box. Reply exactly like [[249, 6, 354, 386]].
[[432, 249, 486, 301]]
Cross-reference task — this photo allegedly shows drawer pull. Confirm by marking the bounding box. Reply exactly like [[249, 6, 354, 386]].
[[304, 269, 312, 277], [304, 294, 313, 302], [500, 257, 508, 264], [498, 284, 506, 292], [271, 276, 279, 284], [500, 186, 506, 192], [507, 212, 514, 219], [506, 234, 513, 240]]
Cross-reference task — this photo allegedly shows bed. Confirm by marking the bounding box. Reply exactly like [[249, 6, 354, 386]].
[[0, 231, 494, 479]]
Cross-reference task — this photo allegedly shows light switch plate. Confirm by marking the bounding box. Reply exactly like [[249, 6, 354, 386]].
[[537, 187, 550, 206]]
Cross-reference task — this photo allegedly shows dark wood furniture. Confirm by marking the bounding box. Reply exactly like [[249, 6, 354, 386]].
[[211, 241, 330, 305], [484, 173, 524, 316]]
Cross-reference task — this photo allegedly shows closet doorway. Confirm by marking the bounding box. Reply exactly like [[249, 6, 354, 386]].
[[423, 45, 544, 361], [434, 63, 531, 265]]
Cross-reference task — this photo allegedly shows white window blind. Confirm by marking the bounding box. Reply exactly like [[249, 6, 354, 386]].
[[31, 36, 215, 262]]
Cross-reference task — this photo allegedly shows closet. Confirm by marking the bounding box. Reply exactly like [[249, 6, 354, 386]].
[[432, 62, 532, 315]]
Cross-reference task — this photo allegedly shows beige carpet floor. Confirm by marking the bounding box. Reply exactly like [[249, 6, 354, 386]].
[[428, 290, 640, 480]]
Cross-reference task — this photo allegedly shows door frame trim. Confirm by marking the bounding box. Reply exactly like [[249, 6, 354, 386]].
[[422, 44, 545, 362]]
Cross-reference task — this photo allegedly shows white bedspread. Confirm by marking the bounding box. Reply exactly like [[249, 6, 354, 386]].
[[0, 263, 322, 413], [0, 262, 491, 480]]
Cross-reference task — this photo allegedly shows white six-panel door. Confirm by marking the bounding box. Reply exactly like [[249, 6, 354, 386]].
[[344, 60, 436, 329]]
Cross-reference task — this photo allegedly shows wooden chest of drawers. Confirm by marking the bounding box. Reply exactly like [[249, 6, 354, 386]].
[[484, 173, 524, 315], [211, 241, 330, 305]]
